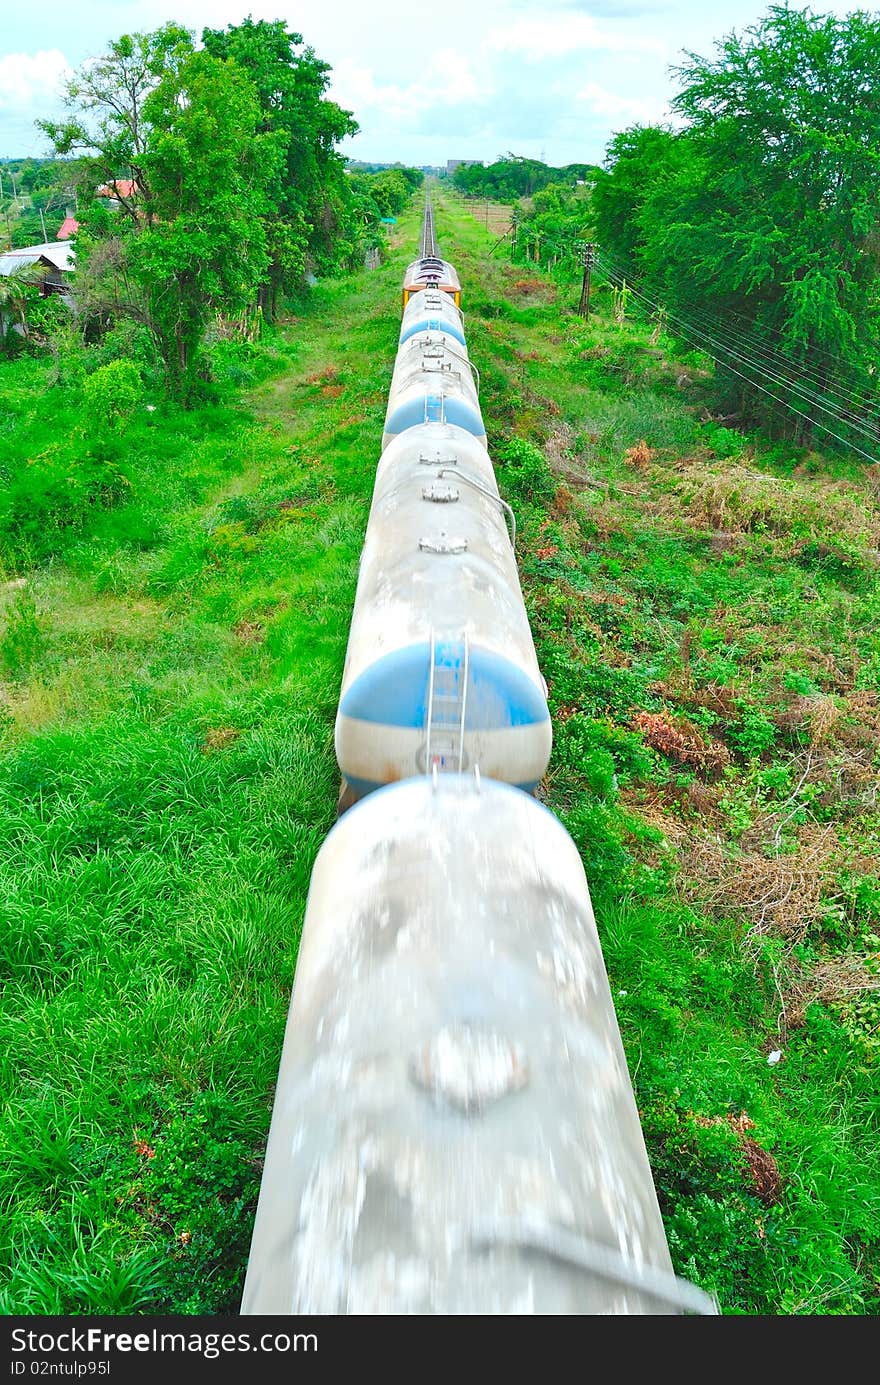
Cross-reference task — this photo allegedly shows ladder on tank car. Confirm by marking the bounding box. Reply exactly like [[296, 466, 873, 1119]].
[[425, 630, 469, 775]]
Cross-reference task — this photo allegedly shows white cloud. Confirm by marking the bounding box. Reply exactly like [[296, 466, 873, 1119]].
[[576, 81, 669, 124], [0, 50, 71, 112], [485, 12, 667, 59], [329, 49, 489, 129]]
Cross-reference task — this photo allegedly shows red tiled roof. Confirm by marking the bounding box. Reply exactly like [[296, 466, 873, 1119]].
[[96, 179, 139, 199], [56, 216, 79, 240]]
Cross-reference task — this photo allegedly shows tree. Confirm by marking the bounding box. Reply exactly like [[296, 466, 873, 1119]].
[[0, 265, 43, 350], [129, 48, 282, 399], [591, 6, 880, 446], [592, 127, 686, 269], [201, 18, 358, 285], [38, 26, 194, 226], [39, 27, 287, 399]]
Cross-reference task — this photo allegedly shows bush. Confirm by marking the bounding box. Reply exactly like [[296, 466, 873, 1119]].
[[495, 437, 555, 504], [0, 589, 44, 679], [83, 359, 142, 433]]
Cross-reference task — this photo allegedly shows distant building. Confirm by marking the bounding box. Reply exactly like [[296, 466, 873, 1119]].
[[96, 179, 139, 206], [0, 240, 75, 300], [446, 159, 482, 175], [56, 213, 79, 240]]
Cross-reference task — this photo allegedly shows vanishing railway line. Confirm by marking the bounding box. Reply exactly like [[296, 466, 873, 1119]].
[[240, 194, 717, 1316]]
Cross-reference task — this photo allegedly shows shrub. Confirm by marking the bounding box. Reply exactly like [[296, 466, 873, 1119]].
[[495, 437, 555, 503], [83, 359, 142, 434], [1, 589, 44, 679]]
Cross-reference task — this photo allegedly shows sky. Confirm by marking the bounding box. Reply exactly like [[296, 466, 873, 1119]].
[[0, 0, 871, 167]]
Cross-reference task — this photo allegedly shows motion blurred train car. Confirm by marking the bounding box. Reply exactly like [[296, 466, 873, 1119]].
[[241, 776, 716, 1315], [335, 423, 551, 805], [240, 198, 717, 1318]]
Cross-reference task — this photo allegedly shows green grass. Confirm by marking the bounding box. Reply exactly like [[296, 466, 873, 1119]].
[[1, 190, 878, 1314], [0, 204, 423, 1314]]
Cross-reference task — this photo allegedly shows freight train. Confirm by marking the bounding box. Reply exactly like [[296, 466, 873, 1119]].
[[241, 197, 717, 1316]]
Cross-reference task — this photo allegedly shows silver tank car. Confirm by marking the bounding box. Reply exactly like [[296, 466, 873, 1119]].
[[383, 342, 484, 451], [400, 286, 466, 342], [384, 290, 485, 449], [241, 775, 714, 1315], [335, 421, 551, 802], [388, 327, 479, 412]]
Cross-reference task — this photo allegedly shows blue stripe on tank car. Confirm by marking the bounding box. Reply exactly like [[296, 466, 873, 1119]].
[[445, 396, 485, 435], [384, 394, 485, 439], [339, 642, 549, 728], [400, 317, 466, 347]]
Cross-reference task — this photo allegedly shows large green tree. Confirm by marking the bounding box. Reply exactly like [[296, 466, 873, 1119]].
[[592, 6, 880, 446], [129, 48, 282, 398], [37, 19, 362, 396], [38, 25, 194, 226], [201, 18, 358, 292]]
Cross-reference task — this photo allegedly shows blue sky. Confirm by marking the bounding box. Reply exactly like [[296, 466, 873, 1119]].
[[0, 1, 869, 165]]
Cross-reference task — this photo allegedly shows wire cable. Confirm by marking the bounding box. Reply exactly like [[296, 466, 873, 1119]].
[[592, 254, 880, 463]]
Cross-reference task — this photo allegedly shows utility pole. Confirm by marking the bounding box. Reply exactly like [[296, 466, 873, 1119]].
[[39, 206, 47, 242], [577, 241, 597, 318], [510, 210, 518, 255]]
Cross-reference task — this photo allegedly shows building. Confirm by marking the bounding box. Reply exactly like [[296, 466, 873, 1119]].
[[0, 240, 75, 299], [446, 159, 483, 175], [96, 179, 139, 207], [56, 213, 79, 240]]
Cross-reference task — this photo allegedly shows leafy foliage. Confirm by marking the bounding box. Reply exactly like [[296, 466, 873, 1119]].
[[35, 19, 401, 401], [592, 6, 880, 445]]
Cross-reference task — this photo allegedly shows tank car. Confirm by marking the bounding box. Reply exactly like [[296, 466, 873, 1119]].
[[384, 290, 483, 449], [241, 774, 716, 1315], [402, 254, 461, 310], [383, 332, 485, 450], [399, 289, 467, 351], [335, 420, 551, 805]]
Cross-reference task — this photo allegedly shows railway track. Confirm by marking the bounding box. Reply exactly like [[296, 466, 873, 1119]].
[[241, 194, 718, 1317], [420, 191, 436, 258]]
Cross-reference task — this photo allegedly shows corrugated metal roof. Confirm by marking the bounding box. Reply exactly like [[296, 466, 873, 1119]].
[[0, 251, 42, 276], [30, 241, 75, 271], [0, 242, 75, 276]]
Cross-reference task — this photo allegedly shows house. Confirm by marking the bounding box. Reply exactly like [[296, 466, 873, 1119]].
[[0, 241, 75, 299], [56, 214, 79, 240], [96, 179, 139, 207]]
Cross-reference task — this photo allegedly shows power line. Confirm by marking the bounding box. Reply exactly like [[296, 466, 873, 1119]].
[[594, 247, 879, 418], [506, 228, 880, 456], [592, 254, 879, 464], [593, 255, 880, 446]]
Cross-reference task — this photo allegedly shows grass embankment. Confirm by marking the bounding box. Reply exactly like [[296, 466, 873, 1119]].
[[1, 191, 878, 1314], [0, 206, 423, 1313]]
